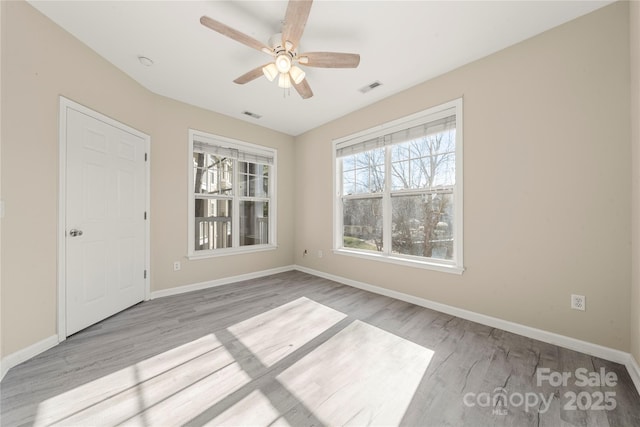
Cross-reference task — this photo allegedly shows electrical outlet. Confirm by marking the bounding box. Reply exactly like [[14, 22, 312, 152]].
[[317, 250, 323, 258], [173, 261, 181, 271], [571, 294, 586, 311]]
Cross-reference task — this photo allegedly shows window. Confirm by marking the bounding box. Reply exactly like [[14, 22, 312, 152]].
[[334, 98, 463, 273], [189, 130, 276, 258]]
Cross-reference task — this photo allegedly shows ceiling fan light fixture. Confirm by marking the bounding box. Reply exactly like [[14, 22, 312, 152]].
[[262, 63, 278, 82], [200, 0, 360, 100], [275, 54, 292, 74], [289, 65, 306, 85], [278, 72, 292, 89]]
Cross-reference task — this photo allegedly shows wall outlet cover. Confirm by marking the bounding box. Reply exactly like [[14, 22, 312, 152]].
[[571, 294, 586, 311]]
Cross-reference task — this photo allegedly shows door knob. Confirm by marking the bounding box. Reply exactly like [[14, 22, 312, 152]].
[[69, 229, 83, 237]]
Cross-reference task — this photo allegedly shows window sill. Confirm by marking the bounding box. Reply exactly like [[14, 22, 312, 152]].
[[188, 244, 277, 260], [333, 248, 465, 275]]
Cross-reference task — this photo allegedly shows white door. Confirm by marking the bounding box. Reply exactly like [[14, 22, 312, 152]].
[[65, 107, 147, 335]]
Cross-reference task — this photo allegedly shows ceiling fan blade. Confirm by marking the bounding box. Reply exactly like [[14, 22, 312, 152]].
[[298, 52, 360, 68], [200, 16, 270, 53], [282, 0, 313, 51], [233, 63, 271, 84], [293, 78, 313, 99]]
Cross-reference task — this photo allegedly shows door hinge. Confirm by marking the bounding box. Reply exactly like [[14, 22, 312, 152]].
[[145, 153, 148, 162], [144, 211, 147, 220], [144, 270, 147, 279]]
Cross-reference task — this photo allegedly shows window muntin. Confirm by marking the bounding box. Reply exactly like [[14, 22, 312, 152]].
[[334, 99, 463, 273], [189, 130, 276, 258]]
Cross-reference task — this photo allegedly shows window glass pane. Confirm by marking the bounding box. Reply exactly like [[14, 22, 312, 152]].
[[391, 144, 410, 162], [240, 201, 269, 246], [342, 155, 355, 171], [390, 131, 455, 190], [239, 162, 269, 197], [341, 148, 384, 195], [409, 129, 456, 157], [194, 198, 232, 250], [343, 167, 357, 195], [194, 153, 233, 195], [432, 153, 455, 186], [410, 159, 429, 188], [391, 193, 454, 259], [194, 152, 206, 193], [437, 128, 456, 155], [355, 168, 370, 193], [342, 198, 383, 252], [391, 160, 409, 190]]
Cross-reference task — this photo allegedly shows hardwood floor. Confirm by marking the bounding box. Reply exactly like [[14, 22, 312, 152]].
[[1, 271, 639, 426]]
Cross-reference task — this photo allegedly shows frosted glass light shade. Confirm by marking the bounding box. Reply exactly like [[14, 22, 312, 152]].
[[289, 66, 306, 85], [262, 63, 278, 82], [278, 73, 292, 89]]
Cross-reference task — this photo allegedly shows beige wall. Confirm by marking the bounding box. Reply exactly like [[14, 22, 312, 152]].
[[631, 0, 640, 364], [295, 2, 631, 351], [0, 1, 294, 357]]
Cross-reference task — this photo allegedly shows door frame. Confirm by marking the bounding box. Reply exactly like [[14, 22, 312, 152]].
[[58, 96, 151, 342]]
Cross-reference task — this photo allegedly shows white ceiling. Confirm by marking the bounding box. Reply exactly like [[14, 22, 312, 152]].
[[28, 0, 612, 136]]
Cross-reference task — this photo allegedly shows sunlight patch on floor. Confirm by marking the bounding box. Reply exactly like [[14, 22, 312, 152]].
[[277, 320, 434, 426], [33, 334, 250, 426], [228, 296, 348, 367], [205, 390, 292, 427]]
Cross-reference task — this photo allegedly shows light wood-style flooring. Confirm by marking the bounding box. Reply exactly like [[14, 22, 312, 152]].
[[1, 271, 639, 426]]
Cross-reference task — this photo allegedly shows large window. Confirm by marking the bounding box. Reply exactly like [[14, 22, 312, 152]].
[[189, 130, 276, 258], [334, 99, 463, 273]]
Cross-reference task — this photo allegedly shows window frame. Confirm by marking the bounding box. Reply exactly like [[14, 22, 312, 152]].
[[333, 98, 464, 274], [188, 129, 277, 259]]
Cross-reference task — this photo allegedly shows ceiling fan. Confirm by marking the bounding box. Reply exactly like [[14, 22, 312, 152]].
[[200, 0, 360, 99]]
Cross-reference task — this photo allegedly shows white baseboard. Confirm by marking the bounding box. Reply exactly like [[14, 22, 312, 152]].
[[0, 334, 58, 382], [150, 265, 296, 299], [626, 353, 640, 395], [294, 265, 639, 392]]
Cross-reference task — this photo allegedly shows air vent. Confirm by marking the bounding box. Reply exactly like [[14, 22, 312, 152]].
[[242, 111, 262, 119], [359, 81, 383, 94]]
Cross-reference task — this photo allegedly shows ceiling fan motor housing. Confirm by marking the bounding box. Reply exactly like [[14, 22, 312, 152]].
[[268, 33, 296, 58]]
